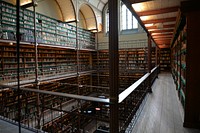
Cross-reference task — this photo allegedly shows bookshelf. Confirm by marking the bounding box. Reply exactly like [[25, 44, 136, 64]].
[[0, 1, 95, 49], [0, 43, 96, 84], [92, 48, 149, 94], [171, 25, 187, 108], [160, 48, 171, 71], [171, 1, 200, 128]]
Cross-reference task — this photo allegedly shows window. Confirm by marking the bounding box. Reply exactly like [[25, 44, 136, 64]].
[[104, 4, 138, 33], [105, 9, 109, 33], [121, 4, 138, 30]]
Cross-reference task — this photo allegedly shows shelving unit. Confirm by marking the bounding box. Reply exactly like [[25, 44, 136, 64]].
[[98, 48, 148, 75], [171, 25, 187, 108], [160, 48, 171, 71], [171, 1, 200, 128], [0, 43, 96, 84], [0, 1, 95, 49], [92, 48, 149, 94]]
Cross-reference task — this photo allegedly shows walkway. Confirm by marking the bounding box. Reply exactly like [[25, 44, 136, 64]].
[[0, 119, 35, 133], [132, 72, 200, 133]]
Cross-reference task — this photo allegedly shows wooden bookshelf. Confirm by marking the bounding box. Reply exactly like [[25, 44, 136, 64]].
[[0, 43, 96, 84], [171, 1, 200, 128], [0, 1, 95, 49], [160, 48, 171, 71]]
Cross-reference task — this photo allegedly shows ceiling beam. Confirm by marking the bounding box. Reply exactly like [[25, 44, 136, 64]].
[[129, 0, 153, 4], [156, 41, 171, 44], [147, 24, 175, 29], [138, 6, 179, 16], [152, 33, 173, 36], [156, 39, 171, 41], [143, 17, 176, 24], [157, 44, 170, 48], [150, 29, 174, 33], [153, 36, 172, 39], [153, 38, 172, 40]]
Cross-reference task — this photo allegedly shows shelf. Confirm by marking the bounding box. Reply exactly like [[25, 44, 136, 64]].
[[0, 1, 95, 50]]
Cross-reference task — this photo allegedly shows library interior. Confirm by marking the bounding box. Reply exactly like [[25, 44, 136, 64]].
[[0, 0, 200, 133]]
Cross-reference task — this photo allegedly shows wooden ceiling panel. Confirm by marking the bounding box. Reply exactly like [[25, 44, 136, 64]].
[[129, 0, 153, 4], [126, 0, 188, 48], [140, 12, 177, 22], [147, 24, 175, 29], [138, 6, 179, 16], [153, 35, 172, 39], [143, 17, 176, 24], [150, 29, 174, 33]]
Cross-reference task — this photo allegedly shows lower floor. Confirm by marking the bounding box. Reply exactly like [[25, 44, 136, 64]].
[[0, 72, 200, 133]]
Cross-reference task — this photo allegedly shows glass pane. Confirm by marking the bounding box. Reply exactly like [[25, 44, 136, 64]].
[[127, 10, 132, 29], [106, 12, 109, 32], [133, 16, 138, 29], [122, 5, 127, 30]]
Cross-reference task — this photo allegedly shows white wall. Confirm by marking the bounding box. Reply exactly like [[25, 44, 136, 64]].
[[29, 0, 63, 20], [3, 0, 63, 20]]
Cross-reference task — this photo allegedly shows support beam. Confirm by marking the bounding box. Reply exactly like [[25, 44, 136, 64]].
[[154, 38, 172, 40], [109, 0, 119, 133], [16, 0, 21, 132], [138, 6, 179, 16], [153, 36, 172, 39], [147, 24, 175, 29], [155, 46, 158, 66], [148, 34, 152, 93], [143, 17, 176, 24], [152, 33, 173, 36], [150, 29, 174, 33], [129, 0, 153, 4]]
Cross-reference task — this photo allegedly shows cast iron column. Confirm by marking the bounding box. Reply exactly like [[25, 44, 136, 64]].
[[109, 0, 119, 132], [32, 1, 41, 129], [16, 0, 21, 132], [148, 34, 152, 92], [155, 46, 158, 66], [155, 46, 159, 75]]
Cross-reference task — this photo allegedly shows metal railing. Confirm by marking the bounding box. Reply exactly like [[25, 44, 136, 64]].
[[0, 66, 159, 133], [98, 39, 148, 50]]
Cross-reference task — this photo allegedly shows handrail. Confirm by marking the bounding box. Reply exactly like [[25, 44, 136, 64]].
[[0, 66, 158, 104], [118, 66, 158, 103], [21, 88, 110, 104], [118, 73, 150, 103], [0, 84, 110, 104]]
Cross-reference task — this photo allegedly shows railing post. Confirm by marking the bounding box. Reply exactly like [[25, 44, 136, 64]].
[[109, 0, 119, 132], [155, 46, 159, 77], [148, 34, 152, 93], [16, 0, 21, 132]]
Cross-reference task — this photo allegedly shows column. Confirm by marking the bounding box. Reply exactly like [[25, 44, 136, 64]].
[[148, 34, 152, 92], [109, 0, 119, 132]]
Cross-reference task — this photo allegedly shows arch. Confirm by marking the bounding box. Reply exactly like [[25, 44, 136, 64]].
[[3, 0, 63, 20], [102, 3, 109, 33], [56, 0, 76, 22], [79, 3, 97, 31], [79, 10, 87, 29]]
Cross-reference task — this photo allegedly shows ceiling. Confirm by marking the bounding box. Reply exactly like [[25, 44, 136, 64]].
[[86, 0, 108, 11], [123, 0, 189, 48]]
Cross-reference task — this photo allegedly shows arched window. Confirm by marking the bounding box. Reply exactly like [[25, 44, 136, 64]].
[[121, 4, 138, 30], [105, 9, 109, 33]]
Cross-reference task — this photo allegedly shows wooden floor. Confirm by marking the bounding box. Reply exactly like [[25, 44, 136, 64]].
[[131, 72, 200, 133]]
